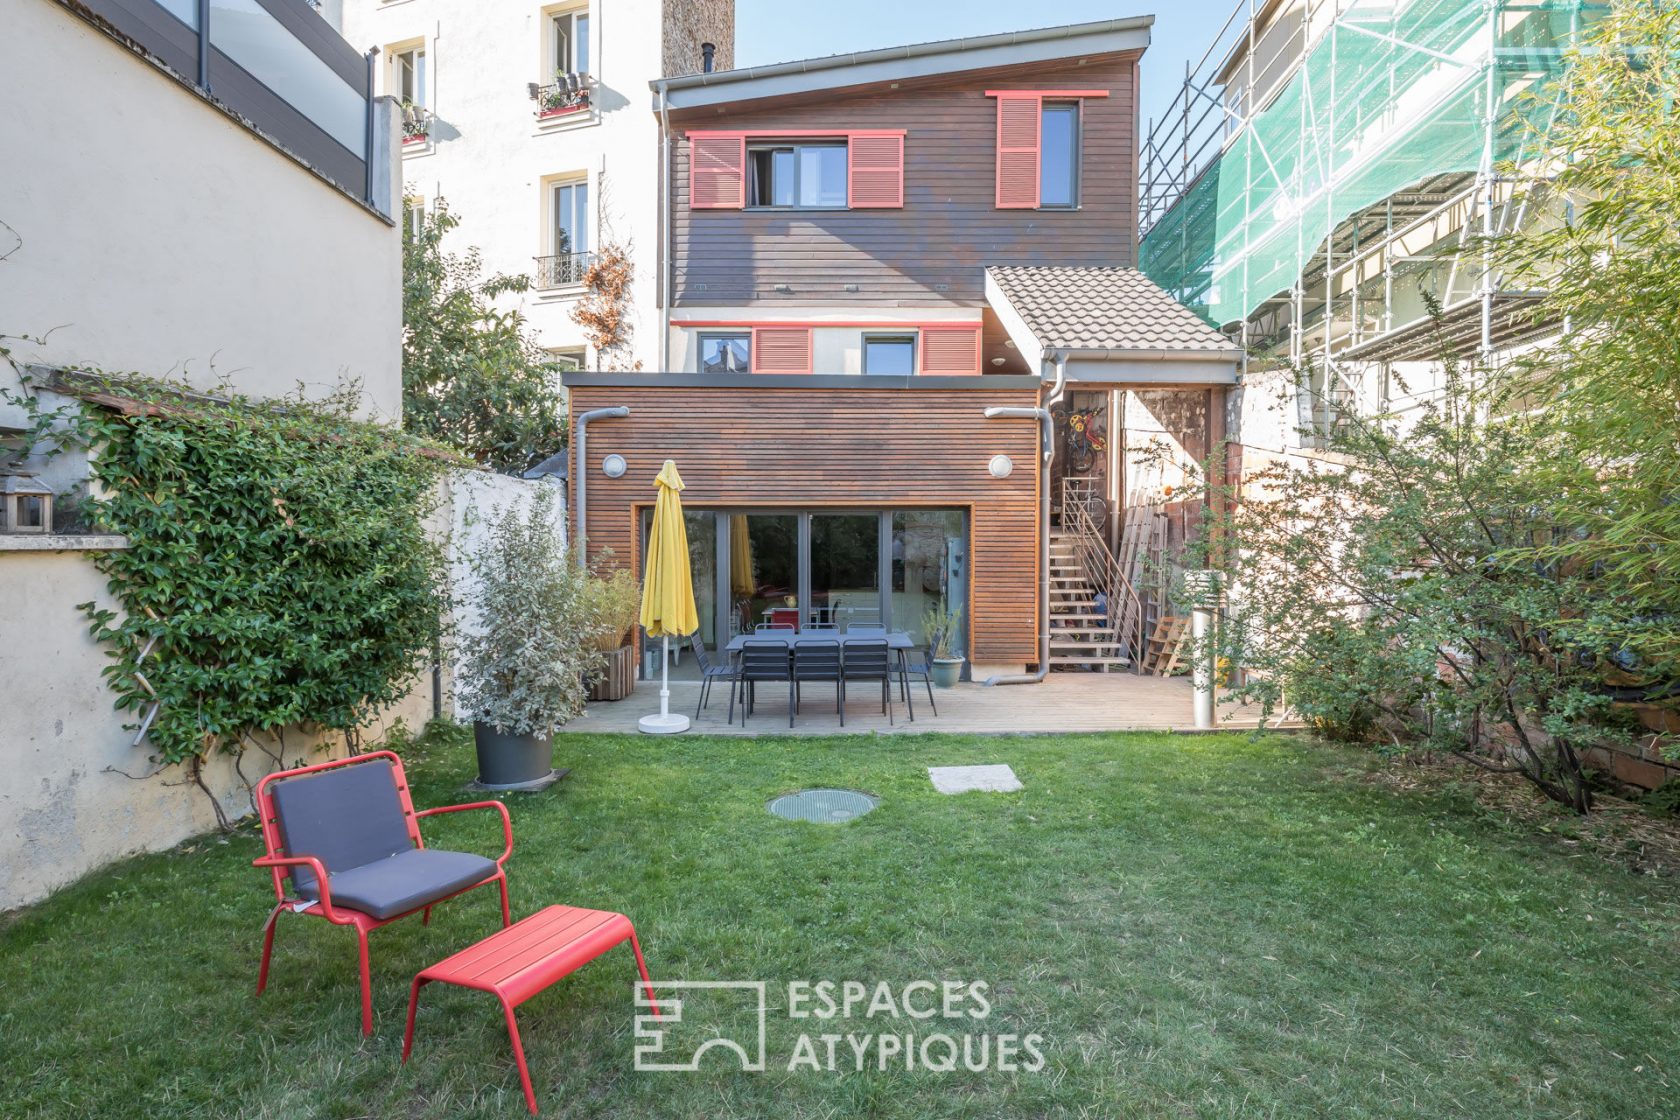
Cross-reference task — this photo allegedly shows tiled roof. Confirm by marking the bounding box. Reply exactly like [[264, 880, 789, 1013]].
[[986, 266, 1240, 355]]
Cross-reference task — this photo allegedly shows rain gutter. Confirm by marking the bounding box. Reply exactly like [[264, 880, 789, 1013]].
[[981, 352, 1067, 686]]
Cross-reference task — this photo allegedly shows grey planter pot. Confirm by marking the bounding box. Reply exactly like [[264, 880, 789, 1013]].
[[472, 722, 555, 789], [931, 658, 964, 688]]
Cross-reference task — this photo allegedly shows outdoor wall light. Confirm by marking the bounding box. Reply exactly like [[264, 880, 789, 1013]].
[[601, 453, 627, 479], [988, 455, 1014, 479]]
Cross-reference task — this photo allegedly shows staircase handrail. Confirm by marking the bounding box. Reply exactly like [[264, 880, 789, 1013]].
[[1062, 495, 1147, 672]]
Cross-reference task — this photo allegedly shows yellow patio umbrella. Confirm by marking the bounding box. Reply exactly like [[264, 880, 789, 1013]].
[[729, 514, 755, 595], [638, 460, 698, 734]]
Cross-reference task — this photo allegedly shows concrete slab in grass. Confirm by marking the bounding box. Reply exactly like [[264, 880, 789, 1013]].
[[928, 764, 1023, 794]]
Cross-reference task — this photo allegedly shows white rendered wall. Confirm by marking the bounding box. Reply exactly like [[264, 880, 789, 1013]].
[[0, 0, 404, 421], [0, 2, 415, 911], [334, 0, 668, 371]]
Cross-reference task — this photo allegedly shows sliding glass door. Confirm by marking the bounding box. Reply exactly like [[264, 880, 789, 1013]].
[[809, 514, 880, 629], [701, 509, 965, 655], [891, 510, 967, 656]]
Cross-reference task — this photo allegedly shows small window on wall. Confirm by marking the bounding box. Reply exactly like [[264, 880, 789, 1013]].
[[552, 8, 589, 75], [748, 144, 847, 209], [863, 335, 916, 376], [1039, 103, 1079, 208], [700, 333, 750, 373], [553, 179, 589, 255], [546, 348, 586, 371], [394, 45, 426, 106], [404, 196, 426, 239]]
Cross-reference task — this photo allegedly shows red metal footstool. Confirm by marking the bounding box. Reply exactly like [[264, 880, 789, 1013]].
[[402, 904, 660, 1114]]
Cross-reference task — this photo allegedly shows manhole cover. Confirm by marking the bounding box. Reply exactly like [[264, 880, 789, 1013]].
[[768, 788, 879, 823]]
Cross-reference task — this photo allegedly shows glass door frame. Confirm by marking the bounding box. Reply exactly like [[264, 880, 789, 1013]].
[[651, 506, 968, 649]]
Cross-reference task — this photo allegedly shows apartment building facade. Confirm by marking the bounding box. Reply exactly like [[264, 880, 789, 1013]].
[[566, 19, 1241, 679], [327, 0, 734, 370]]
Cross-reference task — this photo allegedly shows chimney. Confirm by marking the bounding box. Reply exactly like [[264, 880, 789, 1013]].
[[701, 42, 715, 73]]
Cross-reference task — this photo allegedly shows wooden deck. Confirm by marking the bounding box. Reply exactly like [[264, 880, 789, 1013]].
[[555, 672, 1289, 737]]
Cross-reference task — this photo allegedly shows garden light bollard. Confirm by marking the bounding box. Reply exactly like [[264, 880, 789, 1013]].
[[1186, 569, 1221, 730]]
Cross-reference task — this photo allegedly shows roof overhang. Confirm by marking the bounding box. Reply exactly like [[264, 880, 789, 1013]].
[[983, 272, 1241, 386], [651, 18, 1153, 113]]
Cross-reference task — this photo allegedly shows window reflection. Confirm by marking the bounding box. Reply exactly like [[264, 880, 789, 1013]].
[[1040, 103, 1079, 208]]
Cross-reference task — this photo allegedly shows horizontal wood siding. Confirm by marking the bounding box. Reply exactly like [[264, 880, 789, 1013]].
[[570, 384, 1042, 664], [671, 55, 1139, 307]]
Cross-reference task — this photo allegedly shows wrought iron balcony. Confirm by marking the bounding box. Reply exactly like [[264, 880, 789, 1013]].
[[400, 102, 433, 144], [528, 75, 592, 119], [534, 251, 595, 290]]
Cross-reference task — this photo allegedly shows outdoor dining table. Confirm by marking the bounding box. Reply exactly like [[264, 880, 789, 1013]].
[[723, 631, 920, 721]]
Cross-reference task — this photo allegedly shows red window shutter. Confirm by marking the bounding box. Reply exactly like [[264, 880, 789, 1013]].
[[689, 132, 746, 209], [848, 133, 904, 208], [920, 326, 982, 375], [750, 327, 813, 373], [994, 94, 1041, 209]]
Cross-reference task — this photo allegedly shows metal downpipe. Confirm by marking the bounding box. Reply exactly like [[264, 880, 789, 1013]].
[[573, 406, 629, 564], [982, 354, 1066, 686]]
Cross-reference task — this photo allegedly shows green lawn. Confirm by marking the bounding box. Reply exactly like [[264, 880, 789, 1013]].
[[3, 727, 1678, 1119]]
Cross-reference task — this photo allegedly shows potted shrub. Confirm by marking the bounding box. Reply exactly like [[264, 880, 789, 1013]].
[[584, 565, 641, 701], [922, 601, 965, 688], [457, 491, 603, 788]]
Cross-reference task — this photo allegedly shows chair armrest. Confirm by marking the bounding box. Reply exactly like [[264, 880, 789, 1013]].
[[252, 854, 342, 920], [415, 801, 514, 867]]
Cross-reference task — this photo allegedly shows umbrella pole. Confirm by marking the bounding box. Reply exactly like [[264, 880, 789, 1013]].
[[660, 635, 671, 719], [639, 633, 690, 734]]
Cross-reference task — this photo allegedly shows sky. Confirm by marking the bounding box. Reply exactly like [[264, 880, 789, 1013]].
[[734, 0, 1237, 150]]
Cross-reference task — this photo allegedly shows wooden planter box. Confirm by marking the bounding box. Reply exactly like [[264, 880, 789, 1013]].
[[588, 645, 636, 702]]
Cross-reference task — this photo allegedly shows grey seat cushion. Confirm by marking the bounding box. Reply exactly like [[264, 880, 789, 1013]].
[[270, 759, 413, 895], [320, 848, 498, 920]]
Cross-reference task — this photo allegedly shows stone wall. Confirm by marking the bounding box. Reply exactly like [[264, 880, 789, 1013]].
[[663, 0, 735, 77]]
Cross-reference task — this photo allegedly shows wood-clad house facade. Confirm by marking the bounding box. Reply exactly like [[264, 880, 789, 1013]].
[[565, 17, 1240, 676]]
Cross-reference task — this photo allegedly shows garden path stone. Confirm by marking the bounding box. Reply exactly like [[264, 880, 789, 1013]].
[[928, 764, 1023, 794]]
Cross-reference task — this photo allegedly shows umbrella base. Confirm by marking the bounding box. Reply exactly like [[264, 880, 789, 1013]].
[[638, 712, 690, 735]]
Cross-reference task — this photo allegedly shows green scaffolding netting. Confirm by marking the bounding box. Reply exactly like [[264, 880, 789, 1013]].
[[1141, 0, 1593, 329]]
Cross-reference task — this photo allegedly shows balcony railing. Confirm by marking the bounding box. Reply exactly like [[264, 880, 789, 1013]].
[[400, 102, 433, 143], [534, 251, 595, 289], [528, 75, 592, 119]]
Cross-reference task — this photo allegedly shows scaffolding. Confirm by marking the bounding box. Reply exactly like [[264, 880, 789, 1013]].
[[1138, 0, 1594, 371]]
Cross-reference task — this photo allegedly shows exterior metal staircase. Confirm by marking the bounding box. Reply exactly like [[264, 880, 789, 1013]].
[[1048, 531, 1131, 669]]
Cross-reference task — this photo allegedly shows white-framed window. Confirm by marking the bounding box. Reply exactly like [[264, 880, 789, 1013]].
[[550, 6, 590, 76], [404, 195, 427, 239], [392, 43, 426, 107], [747, 143, 848, 209], [546, 347, 586, 371], [535, 175, 590, 288], [552, 178, 590, 257]]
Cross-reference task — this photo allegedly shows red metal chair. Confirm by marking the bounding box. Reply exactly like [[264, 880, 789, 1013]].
[[252, 750, 513, 1035]]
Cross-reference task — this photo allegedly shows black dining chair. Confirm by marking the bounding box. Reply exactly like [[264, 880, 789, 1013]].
[[790, 640, 843, 727], [840, 639, 894, 725], [689, 632, 736, 720], [733, 639, 792, 727], [898, 628, 939, 718], [755, 622, 795, 633]]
